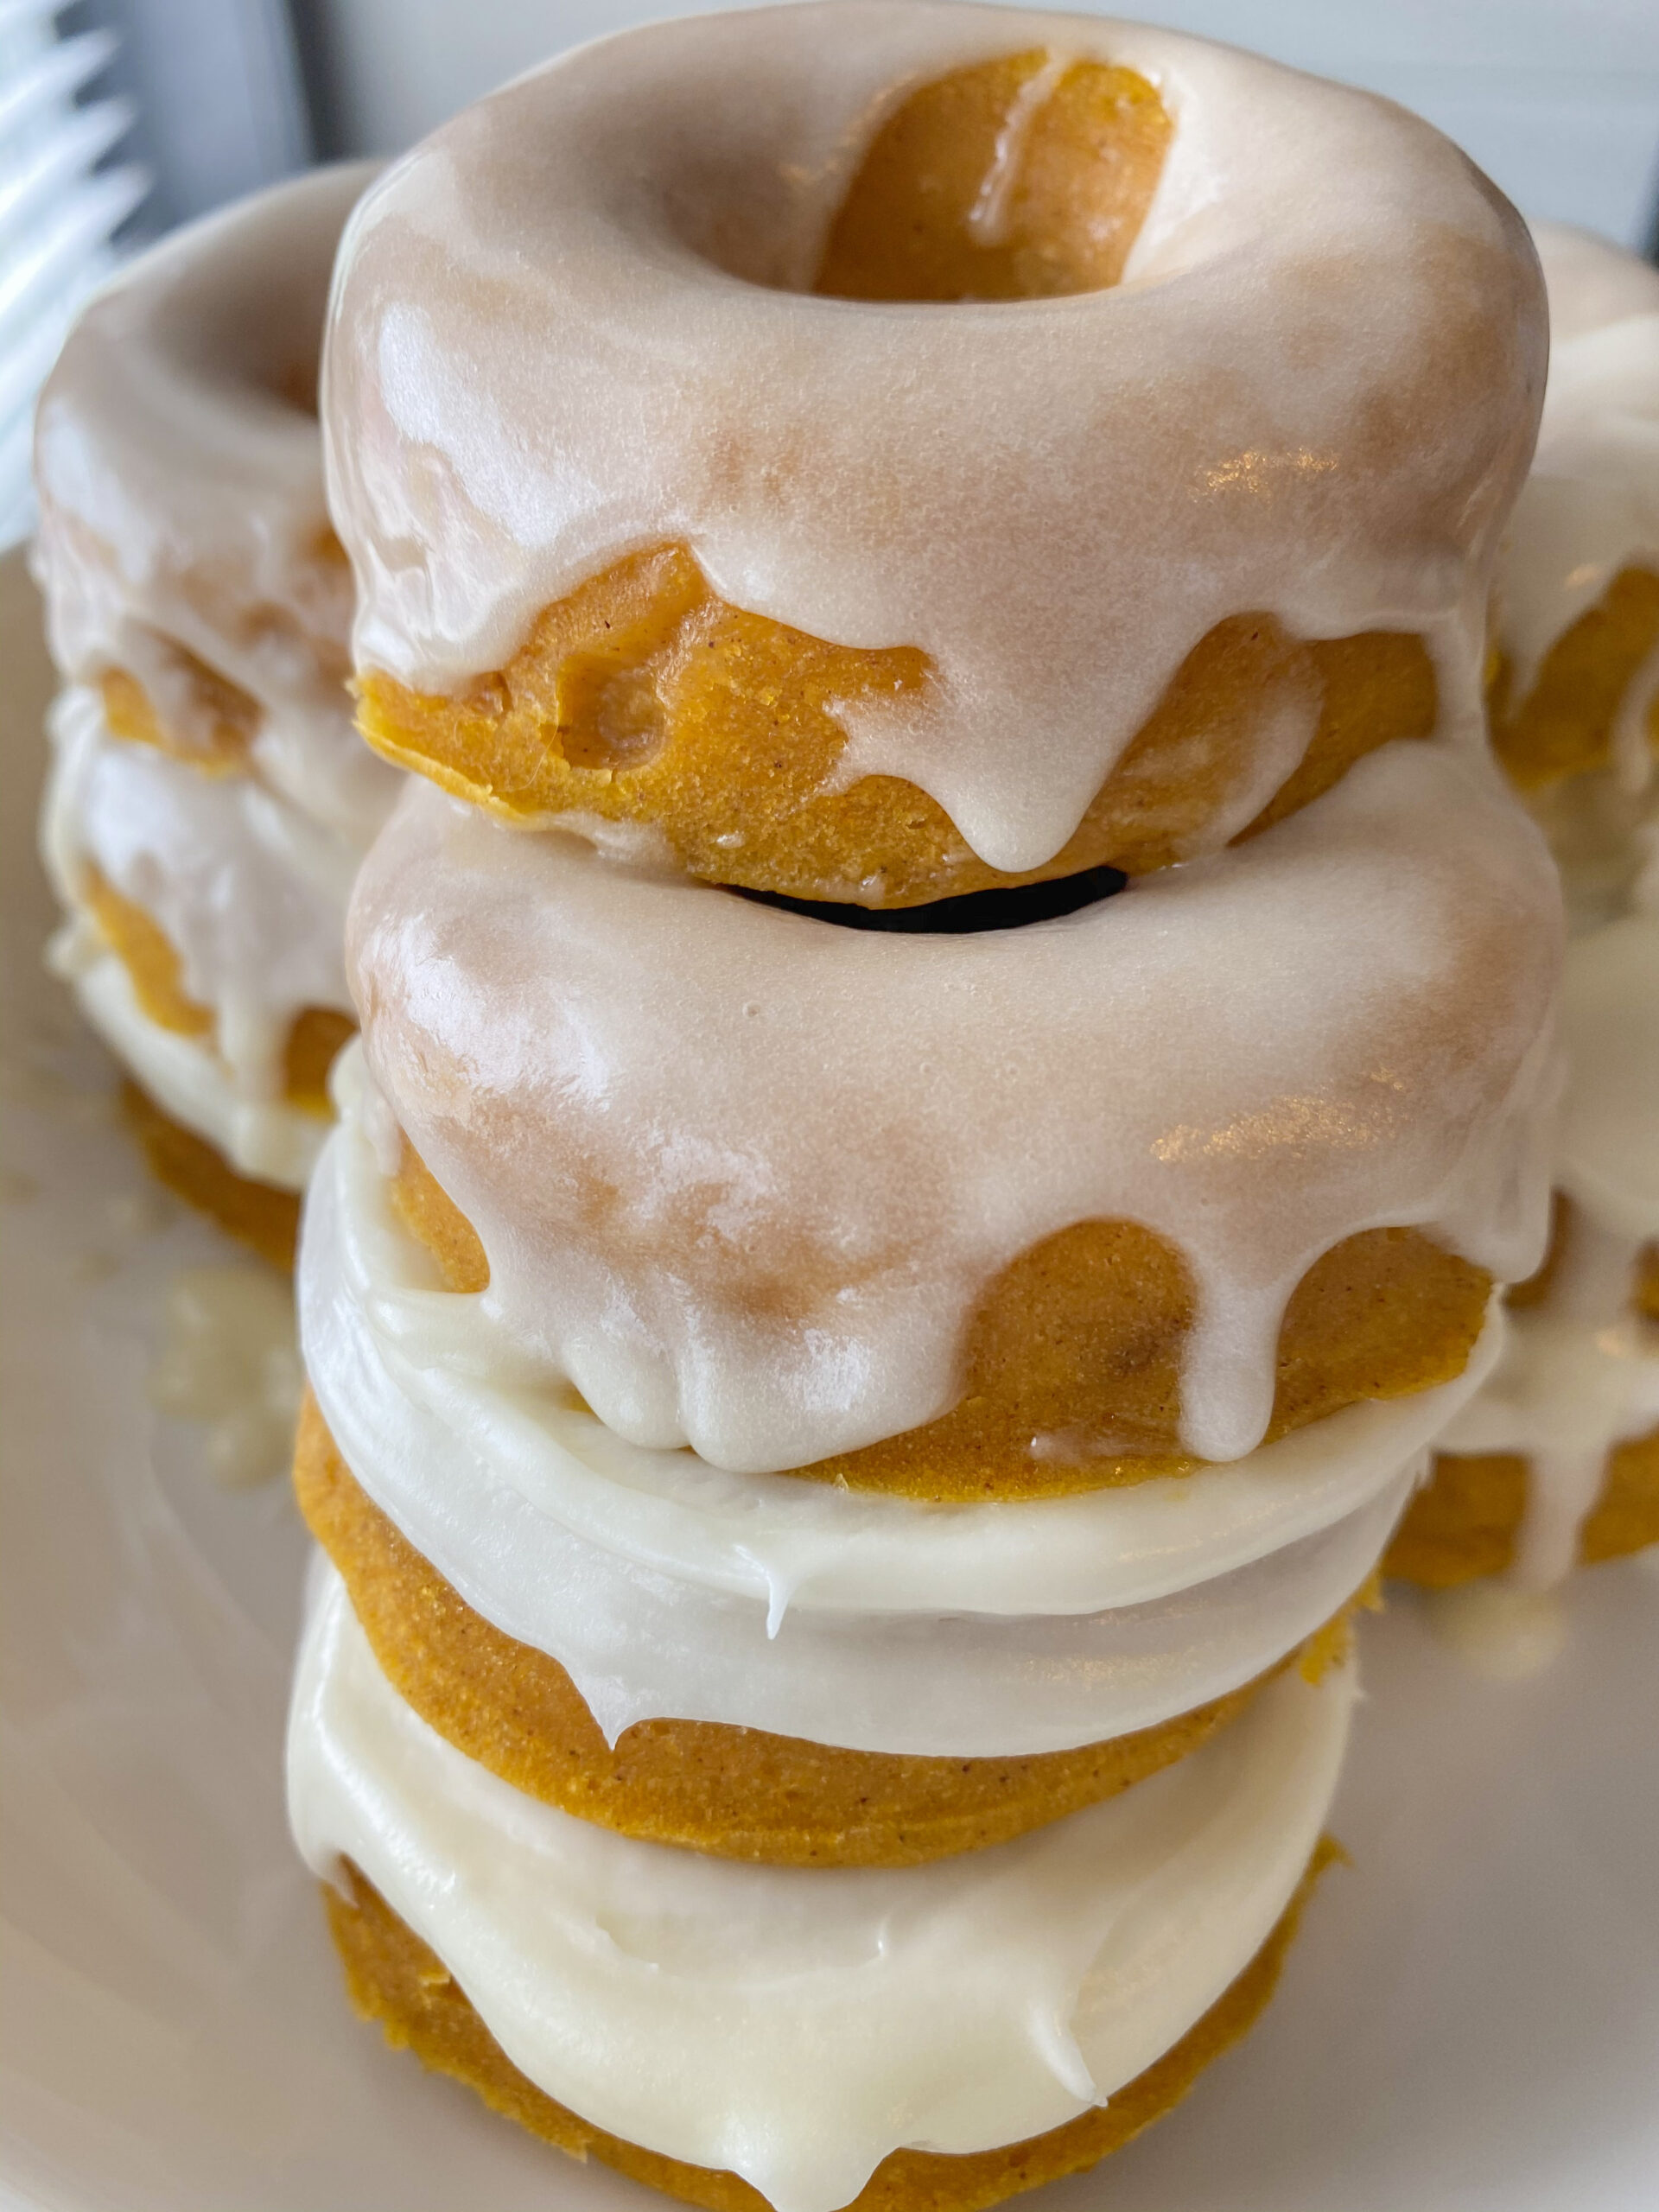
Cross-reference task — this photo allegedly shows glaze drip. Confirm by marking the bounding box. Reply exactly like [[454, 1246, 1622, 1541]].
[[1497, 224, 1659, 702], [324, 3, 1543, 874], [31, 160, 397, 849], [1442, 908, 1659, 1585], [42, 688, 356, 1103], [347, 741, 1560, 1478]]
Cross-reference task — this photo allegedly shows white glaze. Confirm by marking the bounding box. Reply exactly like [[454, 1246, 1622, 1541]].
[[1498, 223, 1659, 715], [308, 1043, 1498, 1626], [296, 1064, 1429, 1757], [51, 942, 326, 1190], [349, 741, 1560, 1481], [32, 161, 399, 847], [324, 1, 1543, 874], [1440, 910, 1659, 1586], [42, 686, 356, 1103], [289, 1559, 1354, 2212], [1440, 1224, 1659, 1587]]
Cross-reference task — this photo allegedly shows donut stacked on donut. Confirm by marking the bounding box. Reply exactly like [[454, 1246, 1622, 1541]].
[[289, 10, 1561, 2206], [33, 164, 397, 1268], [1389, 225, 1659, 1592]]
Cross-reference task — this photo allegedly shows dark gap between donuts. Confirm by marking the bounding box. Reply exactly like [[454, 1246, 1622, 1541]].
[[731, 866, 1128, 934]]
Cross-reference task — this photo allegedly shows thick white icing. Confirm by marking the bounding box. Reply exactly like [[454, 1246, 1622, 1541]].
[[32, 161, 399, 847], [296, 1066, 1441, 1756], [1441, 1224, 1659, 1587], [49, 941, 325, 1189], [1537, 225, 1659, 347], [349, 742, 1560, 1480], [1498, 224, 1659, 712], [323, 1, 1543, 875], [289, 1559, 1354, 2212], [42, 686, 356, 1103], [308, 1044, 1498, 1625]]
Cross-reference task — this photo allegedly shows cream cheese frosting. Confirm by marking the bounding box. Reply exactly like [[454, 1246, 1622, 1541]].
[[289, 1557, 1355, 2212], [1497, 223, 1659, 741], [299, 1055, 1448, 1754], [32, 160, 398, 848], [348, 740, 1560, 1481], [309, 1041, 1497, 1626], [42, 686, 357, 1106], [323, 1, 1543, 876]]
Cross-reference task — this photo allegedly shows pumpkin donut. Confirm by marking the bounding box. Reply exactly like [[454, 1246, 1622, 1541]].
[[326, 5, 1541, 906], [32, 164, 397, 1254], [295, 11, 1563, 2208], [1389, 229, 1659, 1594]]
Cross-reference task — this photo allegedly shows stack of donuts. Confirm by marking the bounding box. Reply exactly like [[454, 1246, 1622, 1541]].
[[285, 9, 1565, 2207], [33, 164, 396, 1268], [1390, 223, 1659, 1595]]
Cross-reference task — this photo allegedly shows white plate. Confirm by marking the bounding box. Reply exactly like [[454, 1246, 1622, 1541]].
[[2, 546, 1656, 2211]]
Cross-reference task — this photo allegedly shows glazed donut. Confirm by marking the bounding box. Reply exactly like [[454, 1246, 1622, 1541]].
[[327, 3, 1541, 906], [296, 1056, 1442, 1849], [33, 164, 397, 1254], [1387, 226, 1659, 1597], [1389, 915, 1659, 1591], [1489, 224, 1659, 804], [343, 742, 1554, 1493], [296, 11, 1563, 2206]]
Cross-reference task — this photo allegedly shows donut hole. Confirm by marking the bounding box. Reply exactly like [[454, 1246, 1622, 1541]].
[[733, 866, 1128, 934], [814, 50, 1172, 304]]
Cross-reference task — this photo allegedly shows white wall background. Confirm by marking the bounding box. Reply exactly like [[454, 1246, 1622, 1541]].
[[291, 0, 1659, 249]]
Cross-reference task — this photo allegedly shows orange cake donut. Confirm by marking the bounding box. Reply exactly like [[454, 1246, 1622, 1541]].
[[339, 738, 1552, 1500], [294, 1545, 1358, 2212], [390, 1136, 1491, 1502], [324, 1840, 1339, 2212], [32, 164, 397, 1257], [1486, 225, 1659, 801], [1389, 228, 1659, 1596], [290, 10, 1560, 2209], [295, 1389, 1365, 1867], [359, 550, 1440, 906], [331, 19, 1539, 908]]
